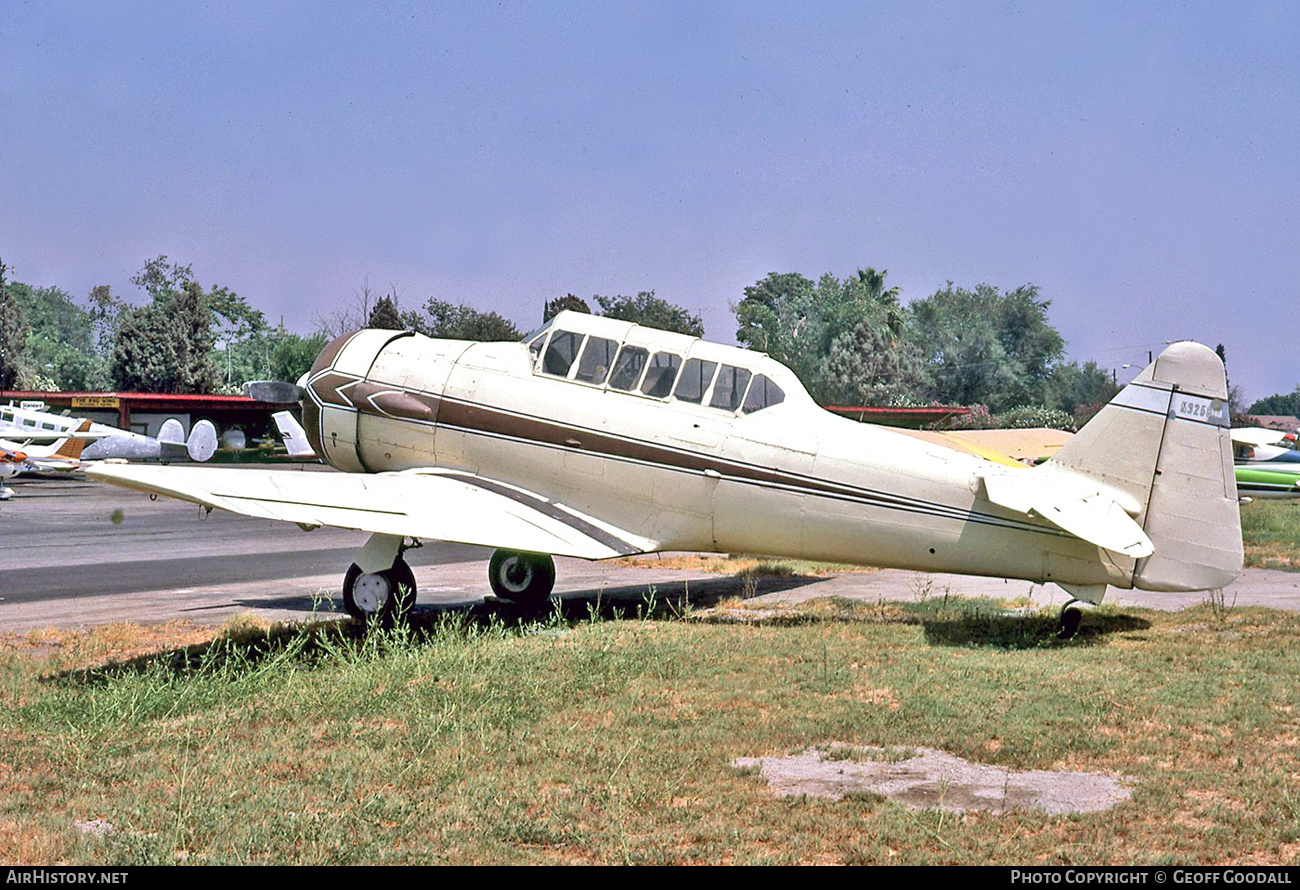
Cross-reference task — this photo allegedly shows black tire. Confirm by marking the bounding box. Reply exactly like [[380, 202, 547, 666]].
[[488, 550, 556, 608], [342, 557, 417, 623], [1057, 606, 1083, 640]]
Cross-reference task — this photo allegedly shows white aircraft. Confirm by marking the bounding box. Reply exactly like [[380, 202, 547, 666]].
[[0, 419, 95, 500], [1230, 427, 1299, 464], [0, 403, 218, 463], [87, 311, 1242, 635]]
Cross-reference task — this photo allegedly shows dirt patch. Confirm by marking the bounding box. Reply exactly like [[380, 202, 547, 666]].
[[733, 745, 1132, 815]]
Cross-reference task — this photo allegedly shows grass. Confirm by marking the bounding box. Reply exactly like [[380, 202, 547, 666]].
[[1241, 499, 1300, 570], [3, 593, 1300, 865]]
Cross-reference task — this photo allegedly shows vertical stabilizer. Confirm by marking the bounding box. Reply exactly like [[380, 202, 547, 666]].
[[50, 420, 93, 460], [1051, 342, 1241, 592]]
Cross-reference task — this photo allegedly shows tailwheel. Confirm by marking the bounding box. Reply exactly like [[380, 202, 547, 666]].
[[343, 557, 417, 623], [1057, 604, 1084, 640], [488, 550, 556, 610]]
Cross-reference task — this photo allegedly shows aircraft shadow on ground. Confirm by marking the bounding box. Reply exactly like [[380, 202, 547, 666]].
[[44, 579, 1152, 686], [48, 577, 820, 685], [233, 573, 826, 622], [919, 609, 1151, 649], [232, 575, 1155, 649]]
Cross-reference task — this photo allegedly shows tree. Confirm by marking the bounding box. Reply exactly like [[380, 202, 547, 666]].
[[367, 295, 403, 330], [173, 280, 221, 392], [9, 282, 106, 390], [733, 272, 816, 370], [402, 298, 522, 341], [109, 258, 222, 393], [821, 319, 926, 407], [908, 283, 1063, 412], [543, 294, 591, 322], [734, 268, 916, 404], [1247, 387, 1300, 418], [270, 330, 329, 383], [594, 291, 703, 337], [110, 304, 181, 392], [0, 259, 27, 391], [1046, 359, 1119, 426], [87, 284, 126, 358]]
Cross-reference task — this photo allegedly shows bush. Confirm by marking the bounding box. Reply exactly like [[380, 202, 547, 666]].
[[997, 405, 1075, 431]]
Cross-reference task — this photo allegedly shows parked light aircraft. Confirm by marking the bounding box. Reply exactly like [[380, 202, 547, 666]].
[[0, 419, 95, 499], [0, 403, 218, 463], [86, 311, 1242, 634], [1229, 428, 1300, 499]]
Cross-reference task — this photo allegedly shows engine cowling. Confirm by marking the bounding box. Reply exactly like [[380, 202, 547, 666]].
[[301, 329, 470, 473]]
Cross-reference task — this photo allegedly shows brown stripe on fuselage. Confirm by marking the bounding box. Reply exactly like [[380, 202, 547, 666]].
[[309, 331, 358, 378], [309, 371, 364, 409], [302, 331, 364, 458], [432, 396, 1063, 536], [307, 360, 1061, 537]]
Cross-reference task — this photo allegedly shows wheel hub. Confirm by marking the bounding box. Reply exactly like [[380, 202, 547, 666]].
[[500, 558, 532, 593], [352, 572, 391, 614]]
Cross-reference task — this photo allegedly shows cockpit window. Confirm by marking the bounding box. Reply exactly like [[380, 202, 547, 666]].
[[521, 319, 553, 344], [673, 359, 717, 404], [639, 352, 682, 398], [542, 330, 584, 378], [608, 345, 648, 391], [710, 365, 752, 411], [742, 375, 785, 413], [574, 336, 618, 385], [528, 334, 546, 366], [530, 325, 779, 416]]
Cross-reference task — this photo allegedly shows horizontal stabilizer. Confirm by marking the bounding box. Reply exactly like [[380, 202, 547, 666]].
[[187, 420, 218, 462], [158, 418, 185, 445], [272, 411, 316, 458], [980, 470, 1154, 559], [86, 464, 656, 561]]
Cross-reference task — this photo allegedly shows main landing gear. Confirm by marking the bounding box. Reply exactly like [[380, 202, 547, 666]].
[[339, 535, 559, 623], [342, 533, 418, 623], [342, 557, 416, 623], [488, 550, 556, 610]]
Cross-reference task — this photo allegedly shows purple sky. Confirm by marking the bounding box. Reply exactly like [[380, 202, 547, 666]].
[[2, 2, 1297, 403]]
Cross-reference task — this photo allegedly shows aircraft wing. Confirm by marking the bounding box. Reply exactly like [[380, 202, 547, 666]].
[[1231, 427, 1290, 448], [24, 458, 85, 472], [980, 469, 1155, 559], [85, 464, 657, 560]]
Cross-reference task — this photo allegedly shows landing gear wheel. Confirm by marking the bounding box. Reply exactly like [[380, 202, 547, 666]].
[[343, 557, 417, 623], [488, 550, 556, 610], [1057, 605, 1083, 640]]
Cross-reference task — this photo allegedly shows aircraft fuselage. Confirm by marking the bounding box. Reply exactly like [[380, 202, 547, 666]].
[[300, 316, 1127, 591]]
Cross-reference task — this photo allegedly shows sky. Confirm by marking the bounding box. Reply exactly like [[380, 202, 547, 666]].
[[2, 1, 1297, 404]]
